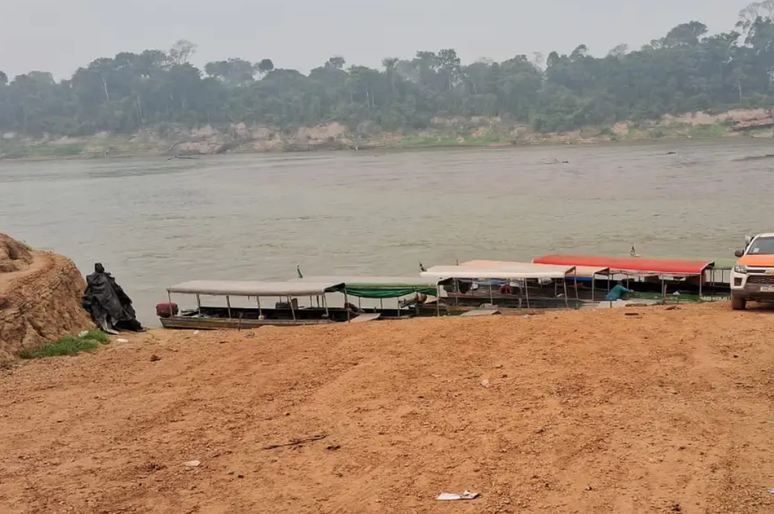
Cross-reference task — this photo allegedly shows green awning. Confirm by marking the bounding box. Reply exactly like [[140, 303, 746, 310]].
[[343, 286, 438, 299], [290, 276, 438, 299]]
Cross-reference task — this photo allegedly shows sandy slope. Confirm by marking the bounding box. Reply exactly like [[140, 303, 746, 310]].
[[1, 303, 774, 513], [0, 233, 93, 362]]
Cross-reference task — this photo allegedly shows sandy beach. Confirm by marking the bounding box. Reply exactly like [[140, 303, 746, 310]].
[[1, 302, 773, 513]]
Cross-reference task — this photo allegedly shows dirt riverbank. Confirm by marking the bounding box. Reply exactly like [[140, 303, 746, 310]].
[[0, 233, 93, 363], [1, 302, 773, 513], [2, 108, 772, 161]]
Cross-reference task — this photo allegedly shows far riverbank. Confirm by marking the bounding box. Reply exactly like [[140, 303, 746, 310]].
[[2, 108, 772, 161]]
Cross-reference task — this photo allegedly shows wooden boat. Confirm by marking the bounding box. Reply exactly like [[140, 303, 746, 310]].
[[420, 263, 580, 309], [532, 254, 731, 300], [160, 280, 351, 329], [160, 276, 454, 330]]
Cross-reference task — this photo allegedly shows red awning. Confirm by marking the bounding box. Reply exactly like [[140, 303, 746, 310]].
[[532, 255, 713, 275]]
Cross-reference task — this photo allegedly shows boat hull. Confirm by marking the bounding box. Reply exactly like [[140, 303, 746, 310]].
[[160, 316, 335, 330]]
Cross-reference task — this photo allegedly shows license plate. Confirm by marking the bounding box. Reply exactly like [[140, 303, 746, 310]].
[[761, 286, 774, 292]]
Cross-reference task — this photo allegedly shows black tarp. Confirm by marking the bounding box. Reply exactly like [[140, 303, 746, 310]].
[[82, 263, 143, 332]]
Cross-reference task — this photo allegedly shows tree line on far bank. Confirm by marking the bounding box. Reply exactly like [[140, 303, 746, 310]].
[[3, 1, 774, 138]]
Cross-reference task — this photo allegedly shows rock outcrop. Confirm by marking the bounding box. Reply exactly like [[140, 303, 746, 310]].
[[0, 233, 93, 362]]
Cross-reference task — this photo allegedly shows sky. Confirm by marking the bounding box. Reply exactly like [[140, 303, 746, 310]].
[[0, 0, 754, 80]]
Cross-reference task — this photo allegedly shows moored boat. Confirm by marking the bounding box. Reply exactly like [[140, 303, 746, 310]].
[[160, 280, 351, 329], [532, 254, 730, 301], [420, 263, 577, 310]]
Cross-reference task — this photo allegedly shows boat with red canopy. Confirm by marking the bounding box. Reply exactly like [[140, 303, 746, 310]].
[[532, 255, 728, 300], [532, 255, 713, 275]]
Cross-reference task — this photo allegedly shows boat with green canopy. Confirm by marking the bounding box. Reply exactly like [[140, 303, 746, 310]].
[[290, 275, 437, 298], [290, 275, 444, 316]]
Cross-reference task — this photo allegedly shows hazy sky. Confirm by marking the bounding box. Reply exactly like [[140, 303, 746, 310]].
[[1, 0, 753, 79]]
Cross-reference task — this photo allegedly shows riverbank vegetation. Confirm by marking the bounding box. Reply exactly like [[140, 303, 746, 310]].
[[19, 331, 108, 359], [2, 2, 774, 141]]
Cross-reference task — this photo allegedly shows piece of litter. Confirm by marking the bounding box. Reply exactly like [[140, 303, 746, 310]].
[[116, 338, 129, 343], [480, 379, 490, 388], [193, 331, 200, 335], [769, 487, 774, 495], [437, 491, 480, 501], [183, 460, 201, 468], [78, 331, 89, 337]]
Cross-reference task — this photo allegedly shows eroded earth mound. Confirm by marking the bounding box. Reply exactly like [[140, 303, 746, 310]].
[[0, 233, 93, 362]]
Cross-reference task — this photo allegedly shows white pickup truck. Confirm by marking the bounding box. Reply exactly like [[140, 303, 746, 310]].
[[730, 232, 774, 310]]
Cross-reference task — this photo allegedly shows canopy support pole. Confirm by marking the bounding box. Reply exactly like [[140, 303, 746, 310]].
[[489, 278, 494, 308], [226, 295, 232, 319], [323, 295, 329, 318], [195, 293, 201, 316], [257, 296, 262, 317], [591, 277, 596, 301], [699, 271, 703, 299], [289, 296, 296, 321], [563, 280, 569, 308], [344, 291, 350, 322], [525, 280, 530, 309]]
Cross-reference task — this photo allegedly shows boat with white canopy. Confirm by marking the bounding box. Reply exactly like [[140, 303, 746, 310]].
[[420, 263, 575, 309], [159, 280, 349, 329]]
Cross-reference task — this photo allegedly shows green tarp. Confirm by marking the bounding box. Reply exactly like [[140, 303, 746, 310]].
[[290, 276, 438, 299], [343, 286, 438, 299]]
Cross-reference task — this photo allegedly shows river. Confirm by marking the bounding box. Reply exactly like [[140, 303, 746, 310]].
[[1, 140, 772, 325]]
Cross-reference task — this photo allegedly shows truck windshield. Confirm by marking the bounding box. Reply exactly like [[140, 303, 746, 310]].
[[748, 237, 774, 255]]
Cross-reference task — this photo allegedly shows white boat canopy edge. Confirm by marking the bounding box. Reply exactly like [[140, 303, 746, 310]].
[[460, 260, 609, 279], [167, 280, 345, 297], [420, 264, 575, 280]]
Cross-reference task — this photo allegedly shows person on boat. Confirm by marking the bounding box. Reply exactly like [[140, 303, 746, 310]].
[[605, 282, 632, 302]]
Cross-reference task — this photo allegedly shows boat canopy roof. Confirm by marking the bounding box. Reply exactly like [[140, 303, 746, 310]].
[[460, 260, 609, 279], [421, 264, 574, 280], [533, 255, 714, 275], [291, 275, 438, 298], [167, 280, 344, 297]]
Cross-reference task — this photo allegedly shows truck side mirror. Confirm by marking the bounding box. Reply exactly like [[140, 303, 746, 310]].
[[734, 249, 744, 258]]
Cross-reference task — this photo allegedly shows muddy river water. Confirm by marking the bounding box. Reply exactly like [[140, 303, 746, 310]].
[[2, 140, 772, 324]]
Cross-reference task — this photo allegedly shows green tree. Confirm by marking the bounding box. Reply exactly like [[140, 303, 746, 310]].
[[256, 59, 275, 75], [325, 56, 346, 70]]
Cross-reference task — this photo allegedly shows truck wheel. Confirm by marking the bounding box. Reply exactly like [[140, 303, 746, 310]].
[[731, 296, 747, 310]]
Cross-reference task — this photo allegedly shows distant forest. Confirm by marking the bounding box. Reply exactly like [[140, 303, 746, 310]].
[[4, 2, 774, 137]]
